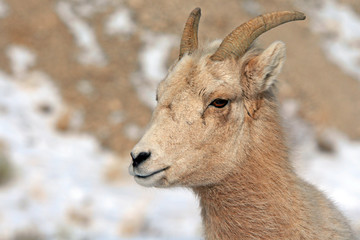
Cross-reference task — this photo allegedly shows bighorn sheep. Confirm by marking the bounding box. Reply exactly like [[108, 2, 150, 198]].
[[129, 8, 356, 239]]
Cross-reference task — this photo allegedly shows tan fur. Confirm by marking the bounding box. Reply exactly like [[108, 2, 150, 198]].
[[129, 38, 356, 239]]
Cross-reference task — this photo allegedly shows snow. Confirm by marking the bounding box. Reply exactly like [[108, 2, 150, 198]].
[[105, 8, 136, 36], [132, 32, 178, 109], [300, 132, 360, 222], [0, 0, 9, 18], [292, 1, 360, 228], [0, 45, 202, 239], [76, 79, 94, 96], [6, 45, 36, 77], [281, 100, 360, 231], [56, 1, 107, 66], [241, 0, 263, 17], [300, 0, 360, 81], [108, 110, 125, 125], [123, 123, 144, 141], [71, 0, 120, 18]]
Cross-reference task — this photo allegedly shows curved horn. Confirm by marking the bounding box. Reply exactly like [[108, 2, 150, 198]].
[[211, 11, 306, 61], [179, 8, 201, 59]]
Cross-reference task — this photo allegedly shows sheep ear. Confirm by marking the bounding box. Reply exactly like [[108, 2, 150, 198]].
[[240, 41, 285, 118], [241, 41, 286, 98]]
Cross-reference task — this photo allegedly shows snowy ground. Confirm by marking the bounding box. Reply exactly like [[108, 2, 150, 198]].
[[281, 100, 360, 232], [298, 0, 360, 82], [0, 45, 202, 239], [0, 0, 359, 239]]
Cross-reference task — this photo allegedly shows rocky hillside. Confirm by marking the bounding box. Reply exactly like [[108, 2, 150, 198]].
[[1, 0, 359, 157]]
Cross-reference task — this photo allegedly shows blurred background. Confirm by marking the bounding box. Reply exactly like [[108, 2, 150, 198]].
[[0, 0, 359, 239]]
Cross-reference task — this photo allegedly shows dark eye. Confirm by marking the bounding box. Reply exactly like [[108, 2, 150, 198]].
[[210, 99, 229, 108]]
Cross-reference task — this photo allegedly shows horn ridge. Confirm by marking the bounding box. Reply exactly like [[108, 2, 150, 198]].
[[179, 7, 201, 59], [210, 11, 306, 61]]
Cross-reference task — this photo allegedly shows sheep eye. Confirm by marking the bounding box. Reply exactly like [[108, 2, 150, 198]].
[[210, 99, 229, 108]]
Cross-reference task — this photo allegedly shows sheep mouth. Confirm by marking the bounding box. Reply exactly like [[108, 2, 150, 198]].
[[135, 167, 169, 179]]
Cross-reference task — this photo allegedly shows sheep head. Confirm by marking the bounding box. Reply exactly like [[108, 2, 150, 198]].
[[129, 9, 305, 187]]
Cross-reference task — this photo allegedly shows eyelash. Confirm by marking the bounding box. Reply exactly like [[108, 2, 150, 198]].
[[210, 99, 229, 108]]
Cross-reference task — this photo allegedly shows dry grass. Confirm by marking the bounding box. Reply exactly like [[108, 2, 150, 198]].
[[0, 145, 13, 186]]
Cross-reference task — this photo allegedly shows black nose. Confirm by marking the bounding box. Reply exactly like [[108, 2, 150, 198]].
[[131, 151, 151, 167]]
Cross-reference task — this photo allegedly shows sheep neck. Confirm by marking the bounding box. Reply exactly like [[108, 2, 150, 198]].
[[193, 103, 303, 239]]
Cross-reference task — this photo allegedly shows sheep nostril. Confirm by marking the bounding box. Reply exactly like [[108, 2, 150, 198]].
[[131, 151, 151, 167]]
